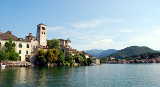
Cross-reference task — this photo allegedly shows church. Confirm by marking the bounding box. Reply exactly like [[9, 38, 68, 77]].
[[0, 24, 47, 61]]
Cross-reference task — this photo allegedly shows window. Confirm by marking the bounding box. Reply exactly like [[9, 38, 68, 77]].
[[26, 51, 28, 54], [19, 50, 21, 54], [19, 56, 21, 60], [19, 43, 22, 48], [44, 32, 45, 35], [27, 44, 29, 48], [42, 27, 45, 30]]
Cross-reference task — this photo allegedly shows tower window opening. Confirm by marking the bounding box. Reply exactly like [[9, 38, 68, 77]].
[[42, 27, 45, 30]]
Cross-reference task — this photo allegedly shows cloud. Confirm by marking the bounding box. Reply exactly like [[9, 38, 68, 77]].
[[125, 26, 160, 50], [71, 19, 102, 29], [48, 26, 65, 31], [71, 18, 124, 29], [85, 39, 114, 50]]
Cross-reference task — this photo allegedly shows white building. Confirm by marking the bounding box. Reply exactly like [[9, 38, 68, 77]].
[[0, 24, 47, 61]]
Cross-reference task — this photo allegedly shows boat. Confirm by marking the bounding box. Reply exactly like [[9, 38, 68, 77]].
[[0, 63, 6, 69], [90, 63, 97, 66]]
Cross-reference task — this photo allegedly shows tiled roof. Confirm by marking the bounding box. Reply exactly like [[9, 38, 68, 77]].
[[0, 31, 18, 41]]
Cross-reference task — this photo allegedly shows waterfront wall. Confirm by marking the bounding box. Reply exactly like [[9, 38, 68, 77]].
[[0, 61, 32, 67]]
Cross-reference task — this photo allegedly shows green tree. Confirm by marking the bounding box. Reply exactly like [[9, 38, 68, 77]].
[[4, 38, 19, 61], [35, 49, 47, 65], [4, 38, 16, 52], [65, 53, 75, 65], [47, 39, 60, 49], [0, 50, 6, 61], [57, 50, 65, 65], [46, 48, 60, 63]]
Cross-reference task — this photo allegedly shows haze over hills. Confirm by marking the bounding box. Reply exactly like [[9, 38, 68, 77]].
[[109, 46, 159, 58], [85, 46, 160, 59], [85, 49, 118, 58]]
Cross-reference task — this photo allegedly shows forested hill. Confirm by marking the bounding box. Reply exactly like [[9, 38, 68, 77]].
[[109, 46, 159, 58], [85, 49, 117, 58]]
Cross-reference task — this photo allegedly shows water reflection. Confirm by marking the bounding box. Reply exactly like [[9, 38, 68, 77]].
[[0, 67, 85, 87], [1, 64, 160, 87]]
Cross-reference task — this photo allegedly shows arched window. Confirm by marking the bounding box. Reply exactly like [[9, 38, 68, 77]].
[[19, 43, 22, 48], [27, 44, 29, 48]]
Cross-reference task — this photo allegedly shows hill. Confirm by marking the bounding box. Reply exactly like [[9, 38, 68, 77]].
[[85, 49, 117, 58], [109, 46, 159, 58]]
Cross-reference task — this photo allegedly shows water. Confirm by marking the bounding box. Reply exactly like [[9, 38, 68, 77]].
[[1, 64, 160, 87]]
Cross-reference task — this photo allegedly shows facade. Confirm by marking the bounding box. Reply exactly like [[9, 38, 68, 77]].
[[0, 24, 47, 61]]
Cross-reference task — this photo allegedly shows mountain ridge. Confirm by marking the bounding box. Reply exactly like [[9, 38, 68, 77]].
[[85, 49, 118, 58], [109, 46, 159, 58]]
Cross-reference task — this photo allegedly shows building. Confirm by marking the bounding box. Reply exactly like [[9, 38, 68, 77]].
[[0, 24, 47, 61]]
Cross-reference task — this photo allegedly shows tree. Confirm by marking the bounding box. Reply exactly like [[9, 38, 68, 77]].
[[0, 50, 6, 62], [4, 38, 16, 52], [46, 48, 60, 63], [57, 50, 65, 65], [4, 38, 19, 61], [65, 53, 74, 65], [35, 49, 47, 65], [47, 39, 60, 49]]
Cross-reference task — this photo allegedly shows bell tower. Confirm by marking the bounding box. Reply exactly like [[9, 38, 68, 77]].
[[36, 24, 47, 48]]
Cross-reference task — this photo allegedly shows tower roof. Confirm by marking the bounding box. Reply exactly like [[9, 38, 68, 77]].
[[37, 23, 47, 26]]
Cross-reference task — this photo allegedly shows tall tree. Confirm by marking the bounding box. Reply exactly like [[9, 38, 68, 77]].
[[0, 50, 6, 61], [46, 48, 60, 63], [5, 38, 16, 52], [57, 50, 65, 65], [35, 49, 47, 65], [47, 39, 60, 49], [4, 38, 19, 60]]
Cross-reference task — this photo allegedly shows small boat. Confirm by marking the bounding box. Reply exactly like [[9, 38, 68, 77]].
[[90, 63, 97, 66], [0, 63, 6, 69]]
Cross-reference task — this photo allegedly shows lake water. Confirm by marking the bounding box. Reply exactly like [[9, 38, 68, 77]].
[[1, 64, 160, 87]]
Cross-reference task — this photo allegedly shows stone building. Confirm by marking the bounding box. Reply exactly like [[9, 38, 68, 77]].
[[0, 24, 47, 61]]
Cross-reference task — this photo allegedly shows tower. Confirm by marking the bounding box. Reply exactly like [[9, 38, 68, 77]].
[[36, 24, 47, 48]]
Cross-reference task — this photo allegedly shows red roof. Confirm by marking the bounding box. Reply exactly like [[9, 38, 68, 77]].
[[0, 31, 18, 41]]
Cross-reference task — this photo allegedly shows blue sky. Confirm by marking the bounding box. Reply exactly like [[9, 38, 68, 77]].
[[1, 0, 160, 50]]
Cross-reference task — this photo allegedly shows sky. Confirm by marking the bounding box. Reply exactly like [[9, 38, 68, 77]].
[[1, 0, 160, 50]]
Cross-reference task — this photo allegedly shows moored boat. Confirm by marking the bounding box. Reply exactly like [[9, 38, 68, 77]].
[[0, 63, 6, 69]]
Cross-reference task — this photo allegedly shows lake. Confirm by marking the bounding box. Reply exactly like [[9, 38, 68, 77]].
[[1, 64, 160, 87]]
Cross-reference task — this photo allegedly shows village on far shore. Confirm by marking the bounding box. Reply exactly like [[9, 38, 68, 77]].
[[0, 24, 100, 67]]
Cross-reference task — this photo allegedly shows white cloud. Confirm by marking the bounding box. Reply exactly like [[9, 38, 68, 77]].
[[48, 26, 65, 31], [86, 39, 114, 50], [125, 26, 160, 50], [71, 19, 102, 29], [71, 18, 124, 29]]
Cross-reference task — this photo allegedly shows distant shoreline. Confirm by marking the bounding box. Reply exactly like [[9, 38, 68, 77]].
[[104, 58, 160, 64]]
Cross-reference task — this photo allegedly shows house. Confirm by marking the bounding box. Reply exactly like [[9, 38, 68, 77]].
[[0, 24, 47, 61]]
